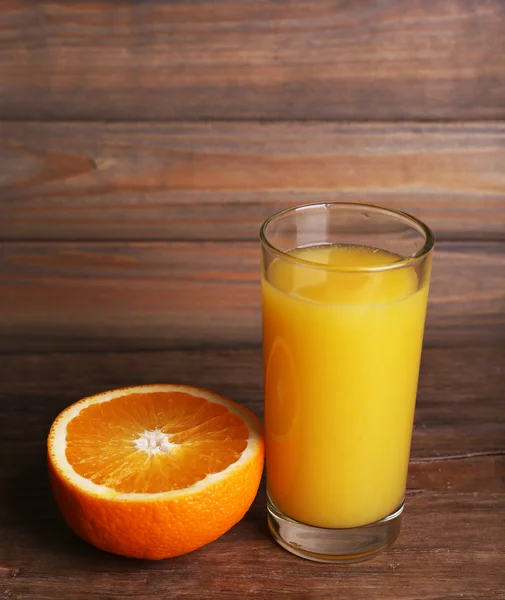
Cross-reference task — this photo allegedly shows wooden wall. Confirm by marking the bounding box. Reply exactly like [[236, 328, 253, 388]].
[[1, 1, 505, 352]]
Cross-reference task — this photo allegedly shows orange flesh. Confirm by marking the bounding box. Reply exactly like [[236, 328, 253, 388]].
[[65, 391, 249, 494]]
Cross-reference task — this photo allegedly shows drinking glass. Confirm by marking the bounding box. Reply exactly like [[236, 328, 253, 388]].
[[261, 202, 434, 562]]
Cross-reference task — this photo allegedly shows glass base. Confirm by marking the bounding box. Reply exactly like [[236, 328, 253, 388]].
[[267, 497, 404, 563]]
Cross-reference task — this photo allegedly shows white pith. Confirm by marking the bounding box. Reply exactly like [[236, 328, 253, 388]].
[[49, 384, 262, 501], [134, 429, 179, 454]]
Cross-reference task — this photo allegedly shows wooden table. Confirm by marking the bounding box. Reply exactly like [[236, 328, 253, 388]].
[[1, 345, 504, 599]]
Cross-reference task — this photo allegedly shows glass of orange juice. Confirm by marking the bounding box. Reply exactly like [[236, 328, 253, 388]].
[[261, 202, 434, 563]]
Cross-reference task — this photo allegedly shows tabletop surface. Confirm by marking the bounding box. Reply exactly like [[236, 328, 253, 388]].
[[1, 345, 504, 599]]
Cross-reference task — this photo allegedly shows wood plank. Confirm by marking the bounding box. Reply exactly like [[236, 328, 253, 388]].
[[1, 346, 504, 461], [1, 495, 504, 599], [1, 122, 504, 241], [0, 240, 504, 352], [0, 346, 504, 598], [1, 1, 505, 121]]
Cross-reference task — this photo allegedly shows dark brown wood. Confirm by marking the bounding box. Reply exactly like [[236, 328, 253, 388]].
[[1, 122, 504, 241], [1, 498, 503, 599], [1, 1, 505, 122], [0, 240, 504, 352], [1, 346, 504, 460], [0, 346, 504, 598]]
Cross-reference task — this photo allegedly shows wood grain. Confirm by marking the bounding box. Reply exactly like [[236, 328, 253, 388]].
[[1, 1, 505, 121], [1, 346, 504, 460], [1, 496, 503, 599], [0, 240, 504, 352], [0, 346, 504, 599], [1, 122, 504, 241]]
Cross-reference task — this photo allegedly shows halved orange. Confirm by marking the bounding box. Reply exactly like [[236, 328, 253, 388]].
[[47, 385, 264, 559]]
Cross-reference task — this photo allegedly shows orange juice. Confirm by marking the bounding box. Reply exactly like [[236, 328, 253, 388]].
[[263, 244, 431, 529]]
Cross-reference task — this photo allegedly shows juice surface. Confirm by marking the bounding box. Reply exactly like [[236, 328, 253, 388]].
[[262, 244, 430, 528]]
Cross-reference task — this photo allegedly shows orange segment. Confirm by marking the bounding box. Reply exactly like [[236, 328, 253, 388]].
[[47, 385, 264, 559]]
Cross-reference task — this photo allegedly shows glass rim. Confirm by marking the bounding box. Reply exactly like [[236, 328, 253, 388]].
[[259, 202, 435, 272]]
